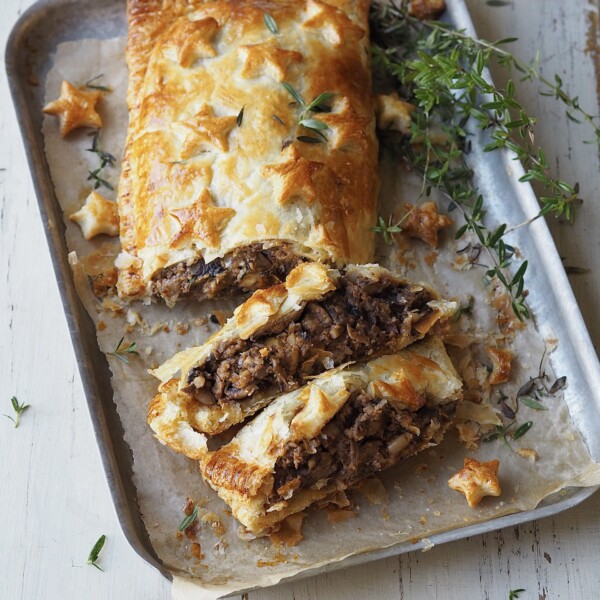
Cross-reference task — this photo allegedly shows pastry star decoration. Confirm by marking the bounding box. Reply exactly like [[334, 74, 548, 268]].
[[169, 188, 235, 249], [448, 457, 502, 508], [239, 41, 302, 82], [43, 80, 103, 137], [303, 0, 365, 47], [261, 145, 325, 205], [317, 97, 372, 150], [171, 17, 220, 68], [69, 190, 119, 240], [401, 202, 452, 248], [177, 105, 237, 159]]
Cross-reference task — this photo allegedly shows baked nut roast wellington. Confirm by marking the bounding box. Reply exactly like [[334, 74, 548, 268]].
[[112, 0, 464, 535], [116, 0, 379, 305]]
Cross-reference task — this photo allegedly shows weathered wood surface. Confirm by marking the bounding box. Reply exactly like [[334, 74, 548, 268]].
[[1, 0, 598, 598]]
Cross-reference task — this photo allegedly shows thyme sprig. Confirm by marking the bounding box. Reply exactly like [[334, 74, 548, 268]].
[[3, 396, 30, 428], [87, 535, 106, 571], [370, 1, 589, 319], [179, 505, 199, 532], [371, 204, 416, 244], [509, 589, 526, 600], [281, 83, 335, 144], [86, 129, 115, 191], [107, 337, 139, 364]]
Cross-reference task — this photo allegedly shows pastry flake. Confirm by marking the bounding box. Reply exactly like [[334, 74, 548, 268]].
[[69, 191, 119, 240], [375, 93, 416, 134], [448, 457, 502, 508], [43, 81, 103, 137], [486, 347, 513, 385]]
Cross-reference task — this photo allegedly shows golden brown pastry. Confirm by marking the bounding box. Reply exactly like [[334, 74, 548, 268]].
[[148, 262, 457, 439], [197, 337, 462, 534], [117, 0, 379, 305]]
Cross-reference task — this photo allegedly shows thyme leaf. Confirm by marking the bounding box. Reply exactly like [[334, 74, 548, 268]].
[[509, 590, 525, 600], [86, 129, 115, 190], [3, 396, 30, 428], [179, 505, 199, 531], [512, 421, 533, 440], [282, 83, 335, 144], [519, 396, 548, 411], [107, 337, 139, 364], [87, 535, 106, 571], [263, 13, 279, 35], [236, 106, 245, 127], [84, 74, 111, 92]]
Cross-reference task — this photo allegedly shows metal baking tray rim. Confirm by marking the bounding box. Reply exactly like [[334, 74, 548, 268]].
[[6, 0, 599, 591]]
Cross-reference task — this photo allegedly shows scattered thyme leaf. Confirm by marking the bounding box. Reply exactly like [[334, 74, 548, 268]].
[[509, 589, 525, 600], [179, 505, 199, 532], [451, 295, 474, 322], [296, 135, 324, 144], [512, 421, 533, 440], [236, 106, 245, 127], [272, 114, 285, 126], [87, 535, 106, 571], [107, 336, 139, 364], [487, 0, 512, 6], [86, 129, 115, 190], [519, 396, 548, 411], [565, 266, 590, 275], [84, 74, 111, 92], [263, 12, 279, 35], [3, 396, 30, 428], [548, 376, 567, 394]]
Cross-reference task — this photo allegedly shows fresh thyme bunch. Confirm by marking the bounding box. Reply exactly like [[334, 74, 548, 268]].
[[370, 0, 596, 319]]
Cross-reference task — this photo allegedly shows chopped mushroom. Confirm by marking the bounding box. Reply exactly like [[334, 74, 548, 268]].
[[448, 457, 501, 507]]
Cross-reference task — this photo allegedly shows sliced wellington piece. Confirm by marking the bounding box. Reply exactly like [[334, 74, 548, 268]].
[[148, 262, 457, 440], [198, 336, 462, 534], [117, 0, 379, 304]]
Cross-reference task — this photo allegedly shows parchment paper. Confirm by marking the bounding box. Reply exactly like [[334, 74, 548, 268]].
[[42, 37, 600, 598]]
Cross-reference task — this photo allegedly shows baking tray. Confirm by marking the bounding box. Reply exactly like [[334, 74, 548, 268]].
[[6, 0, 600, 592]]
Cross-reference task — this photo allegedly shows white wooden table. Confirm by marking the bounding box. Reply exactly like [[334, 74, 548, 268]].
[[1, 1, 599, 598]]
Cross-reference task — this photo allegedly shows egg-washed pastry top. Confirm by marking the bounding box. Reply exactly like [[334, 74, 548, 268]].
[[117, 0, 379, 304], [199, 336, 462, 534]]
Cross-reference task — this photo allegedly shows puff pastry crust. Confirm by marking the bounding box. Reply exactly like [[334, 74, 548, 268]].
[[197, 337, 462, 534], [148, 262, 457, 438], [117, 0, 378, 303]]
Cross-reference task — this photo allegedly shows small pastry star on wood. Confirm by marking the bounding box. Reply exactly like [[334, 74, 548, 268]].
[[402, 202, 452, 248], [69, 190, 119, 240], [43, 80, 103, 137], [317, 97, 372, 150], [261, 145, 325, 205], [170, 17, 219, 68], [303, 0, 365, 47], [169, 188, 235, 248], [239, 41, 302, 82], [177, 105, 237, 158], [448, 457, 502, 508]]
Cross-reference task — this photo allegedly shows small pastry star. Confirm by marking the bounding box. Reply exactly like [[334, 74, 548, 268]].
[[69, 190, 119, 240], [401, 202, 452, 248], [177, 105, 237, 158], [261, 145, 325, 205], [375, 93, 416, 134], [317, 97, 373, 150], [303, 0, 365, 47], [43, 80, 103, 137], [448, 457, 502, 508], [239, 41, 302, 82], [169, 189, 235, 248], [170, 17, 219, 68]]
